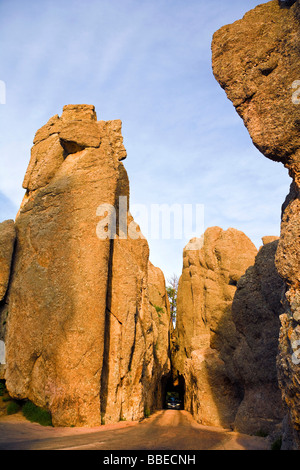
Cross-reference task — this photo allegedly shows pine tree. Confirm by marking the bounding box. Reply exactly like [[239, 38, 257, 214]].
[[166, 274, 179, 326]]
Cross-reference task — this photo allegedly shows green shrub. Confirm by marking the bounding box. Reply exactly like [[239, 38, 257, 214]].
[[271, 438, 282, 451], [2, 396, 11, 402], [22, 401, 52, 427], [0, 381, 6, 397], [255, 429, 268, 438], [6, 401, 21, 415], [144, 409, 151, 418], [154, 305, 164, 314]]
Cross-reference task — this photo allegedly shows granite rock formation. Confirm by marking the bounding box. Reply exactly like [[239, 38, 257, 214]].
[[0, 220, 15, 305], [212, 0, 300, 448], [231, 238, 285, 435], [172, 227, 258, 428], [172, 228, 285, 434], [0, 220, 16, 378], [4, 105, 170, 427]]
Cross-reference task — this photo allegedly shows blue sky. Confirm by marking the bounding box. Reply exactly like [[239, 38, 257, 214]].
[[0, 0, 291, 280]]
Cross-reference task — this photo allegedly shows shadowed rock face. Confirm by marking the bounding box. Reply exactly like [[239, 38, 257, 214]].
[[4, 105, 170, 427], [212, 0, 300, 448], [231, 238, 285, 435]]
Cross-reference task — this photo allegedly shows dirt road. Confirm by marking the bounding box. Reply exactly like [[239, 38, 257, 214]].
[[0, 410, 269, 450]]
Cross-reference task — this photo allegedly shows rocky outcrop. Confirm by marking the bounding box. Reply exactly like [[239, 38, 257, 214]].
[[212, 1, 300, 164], [231, 238, 285, 435], [0, 220, 16, 378], [4, 105, 170, 427], [172, 227, 258, 428], [0, 220, 16, 305], [173, 228, 285, 434], [212, 0, 300, 448]]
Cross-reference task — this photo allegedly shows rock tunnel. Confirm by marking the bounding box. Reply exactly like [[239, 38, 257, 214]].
[[161, 371, 185, 410]]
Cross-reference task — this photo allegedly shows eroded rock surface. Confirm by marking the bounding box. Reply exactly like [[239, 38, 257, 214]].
[[4, 105, 170, 427], [212, 0, 300, 448], [212, 1, 300, 164]]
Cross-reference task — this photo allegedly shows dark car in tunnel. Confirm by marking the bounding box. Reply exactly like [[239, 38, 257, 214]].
[[166, 397, 181, 410]]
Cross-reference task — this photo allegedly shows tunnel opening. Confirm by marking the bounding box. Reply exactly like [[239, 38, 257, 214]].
[[161, 371, 185, 410]]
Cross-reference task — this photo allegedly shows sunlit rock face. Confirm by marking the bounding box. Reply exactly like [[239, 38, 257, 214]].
[[0, 219, 16, 379], [0, 220, 15, 305], [4, 104, 170, 427], [212, 0, 300, 448]]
